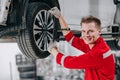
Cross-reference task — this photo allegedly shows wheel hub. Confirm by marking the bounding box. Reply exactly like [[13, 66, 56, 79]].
[[33, 10, 54, 51]]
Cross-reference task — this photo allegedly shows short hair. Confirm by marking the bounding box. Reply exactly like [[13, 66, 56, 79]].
[[80, 15, 101, 29]]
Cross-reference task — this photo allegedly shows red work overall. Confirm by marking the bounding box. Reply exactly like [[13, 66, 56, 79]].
[[56, 32, 115, 80]]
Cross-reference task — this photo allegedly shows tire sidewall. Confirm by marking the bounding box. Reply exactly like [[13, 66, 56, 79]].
[[26, 2, 51, 57]]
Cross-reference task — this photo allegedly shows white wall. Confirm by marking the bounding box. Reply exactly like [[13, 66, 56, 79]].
[[59, 0, 116, 28], [0, 43, 21, 80]]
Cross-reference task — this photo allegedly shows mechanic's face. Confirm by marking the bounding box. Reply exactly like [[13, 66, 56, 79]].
[[81, 22, 101, 44]]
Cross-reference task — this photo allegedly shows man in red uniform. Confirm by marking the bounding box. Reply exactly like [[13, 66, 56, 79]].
[[48, 7, 115, 80]]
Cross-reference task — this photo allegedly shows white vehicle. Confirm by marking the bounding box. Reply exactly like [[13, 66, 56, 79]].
[[0, 0, 61, 59], [0, 0, 120, 59]]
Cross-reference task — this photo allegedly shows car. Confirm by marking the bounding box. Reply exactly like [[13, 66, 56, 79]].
[[0, 0, 120, 59], [0, 0, 61, 59]]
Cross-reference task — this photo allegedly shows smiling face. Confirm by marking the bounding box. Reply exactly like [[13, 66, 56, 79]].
[[81, 22, 101, 45]]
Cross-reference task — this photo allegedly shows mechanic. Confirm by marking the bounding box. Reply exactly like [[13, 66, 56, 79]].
[[48, 7, 115, 80]]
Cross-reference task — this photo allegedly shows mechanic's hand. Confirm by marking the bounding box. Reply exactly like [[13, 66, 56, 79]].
[[48, 7, 61, 18], [47, 41, 56, 52], [47, 41, 59, 57]]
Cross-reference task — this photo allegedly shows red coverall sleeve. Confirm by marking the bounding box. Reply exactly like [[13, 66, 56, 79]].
[[56, 47, 104, 69], [64, 31, 89, 52]]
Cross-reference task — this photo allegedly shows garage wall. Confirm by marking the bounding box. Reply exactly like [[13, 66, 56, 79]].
[[0, 43, 21, 80], [59, 0, 116, 28]]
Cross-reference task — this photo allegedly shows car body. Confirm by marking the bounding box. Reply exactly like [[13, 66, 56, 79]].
[[0, 0, 61, 59]]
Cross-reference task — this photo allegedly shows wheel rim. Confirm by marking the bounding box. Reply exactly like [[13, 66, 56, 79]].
[[33, 10, 54, 51]]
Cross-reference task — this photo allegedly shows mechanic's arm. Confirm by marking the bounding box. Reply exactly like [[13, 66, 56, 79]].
[[48, 45, 104, 69], [49, 7, 70, 36], [49, 7, 89, 52], [58, 48, 110, 69], [56, 52, 102, 69], [58, 16, 70, 36], [58, 16, 88, 51]]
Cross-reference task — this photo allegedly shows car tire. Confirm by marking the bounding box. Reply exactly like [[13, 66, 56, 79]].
[[113, 0, 120, 4], [17, 2, 60, 59]]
